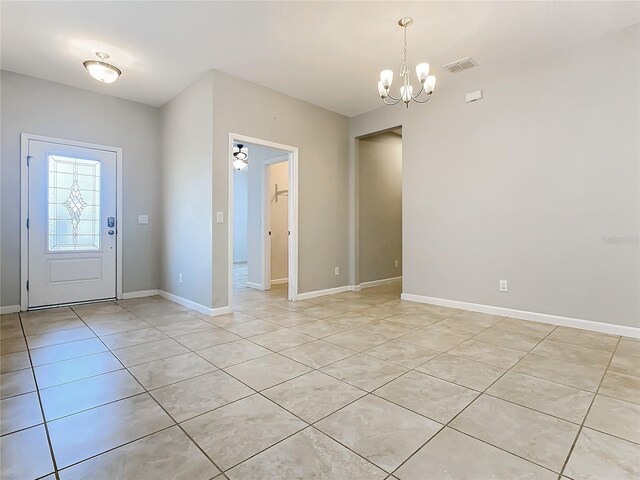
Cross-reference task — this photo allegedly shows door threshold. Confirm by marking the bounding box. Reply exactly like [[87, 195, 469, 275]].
[[27, 297, 117, 311]]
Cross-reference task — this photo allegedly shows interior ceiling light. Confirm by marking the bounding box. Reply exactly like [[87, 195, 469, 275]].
[[83, 52, 121, 84], [377, 17, 436, 108], [233, 144, 249, 170]]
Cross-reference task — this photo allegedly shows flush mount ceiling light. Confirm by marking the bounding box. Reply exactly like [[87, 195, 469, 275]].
[[232, 144, 249, 170], [377, 17, 436, 108], [83, 52, 121, 84]]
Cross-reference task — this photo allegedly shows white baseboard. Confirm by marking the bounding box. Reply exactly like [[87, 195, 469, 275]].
[[158, 290, 218, 317], [401, 293, 640, 339], [246, 282, 266, 291], [121, 289, 159, 300], [358, 276, 402, 290], [271, 278, 288, 285], [297, 285, 355, 301], [210, 306, 232, 317], [0, 305, 20, 314]]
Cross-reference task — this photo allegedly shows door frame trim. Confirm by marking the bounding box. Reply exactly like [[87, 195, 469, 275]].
[[227, 133, 299, 306], [20, 133, 123, 311]]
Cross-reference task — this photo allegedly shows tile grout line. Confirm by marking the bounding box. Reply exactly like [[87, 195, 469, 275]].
[[386, 319, 561, 478], [52, 305, 228, 477], [16, 310, 61, 480], [556, 335, 622, 480]]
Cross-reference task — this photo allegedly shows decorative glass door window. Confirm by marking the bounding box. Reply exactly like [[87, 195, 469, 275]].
[[48, 155, 101, 251]]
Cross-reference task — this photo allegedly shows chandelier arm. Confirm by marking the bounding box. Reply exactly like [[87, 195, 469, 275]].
[[382, 97, 402, 106], [410, 84, 426, 100], [410, 93, 433, 104], [385, 91, 401, 101]]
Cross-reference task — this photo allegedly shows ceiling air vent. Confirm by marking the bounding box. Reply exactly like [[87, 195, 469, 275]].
[[443, 57, 478, 74]]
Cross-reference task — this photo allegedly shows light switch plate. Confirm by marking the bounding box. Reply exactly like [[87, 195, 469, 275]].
[[216, 212, 224, 223], [138, 215, 149, 224]]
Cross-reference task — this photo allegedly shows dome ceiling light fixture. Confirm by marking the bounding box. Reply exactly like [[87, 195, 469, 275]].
[[232, 144, 249, 170], [83, 52, 122, 84], [377, 17, 436, 108]]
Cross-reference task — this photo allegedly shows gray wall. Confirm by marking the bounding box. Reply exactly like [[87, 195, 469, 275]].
[[358, 132, 402, 283], [350, 27, 639, 328], [0, 70, 162, 306], [232, 168, 248, 263], [211, 70, 350, 307], [159, 73, 214, 308]]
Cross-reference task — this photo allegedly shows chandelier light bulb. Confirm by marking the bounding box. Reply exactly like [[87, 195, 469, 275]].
[[425, 75, 437, 94], [401, 85, 413, 102], [380, 70, 394, 88], [378, 81, 388, 98], [416, 63, 430, 83]]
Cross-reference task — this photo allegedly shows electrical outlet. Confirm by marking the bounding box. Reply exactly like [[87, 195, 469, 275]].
[[394, 259, 399, 268], [499, 280, 508, 292], [179, 273, 183, 284], [335, 267, 340, 276]]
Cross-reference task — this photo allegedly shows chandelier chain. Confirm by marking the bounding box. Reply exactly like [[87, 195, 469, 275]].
[[400, 26, 409, 78]]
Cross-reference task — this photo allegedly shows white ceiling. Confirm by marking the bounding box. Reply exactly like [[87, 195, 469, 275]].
[[1, 1, 637, 117]]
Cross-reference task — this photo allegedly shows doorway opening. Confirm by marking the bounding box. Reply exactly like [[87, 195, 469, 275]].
[[356, 127, 403, 297], [228, 134, 298, 307]]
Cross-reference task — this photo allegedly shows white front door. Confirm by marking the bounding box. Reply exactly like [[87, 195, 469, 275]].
[[27, 139, 117, 308]]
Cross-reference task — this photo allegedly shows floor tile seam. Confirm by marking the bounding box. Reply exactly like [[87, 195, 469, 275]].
[[40, 389, 149, 424], [173, 335, 248, 352], [249, 335, 318, 352], [595, 391, 640, 406], [51, 423, 177, 475], [278, 343, 363, 370], [446, 425, 565, 475], [17, 311, 61, 480], [0, 384, 38, 401], [577, 424, 640, 447], [66, 318, 227, 476], [0, 419, 46, 438], [33, 365, 127, 391], [138, 368, 226, 394], [27, 345, 113, 368], [22, 322, 94, 339], [478, 391, 593, 426], [557, 335, 622, 478], [24, 333, 100, 351], [214, 423, 310, 474], [387, 323, 560, 478]]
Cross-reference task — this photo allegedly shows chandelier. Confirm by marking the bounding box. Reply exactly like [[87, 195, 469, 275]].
[[377, 17, 436, 107], [232, 144, 249, 170]]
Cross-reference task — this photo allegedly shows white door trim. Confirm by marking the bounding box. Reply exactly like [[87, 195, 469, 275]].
[[20, 133, 123, 311], [228, 133, 298, 307]]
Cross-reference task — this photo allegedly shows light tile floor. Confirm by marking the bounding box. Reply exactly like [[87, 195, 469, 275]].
[[1, 283, 639, 479]]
